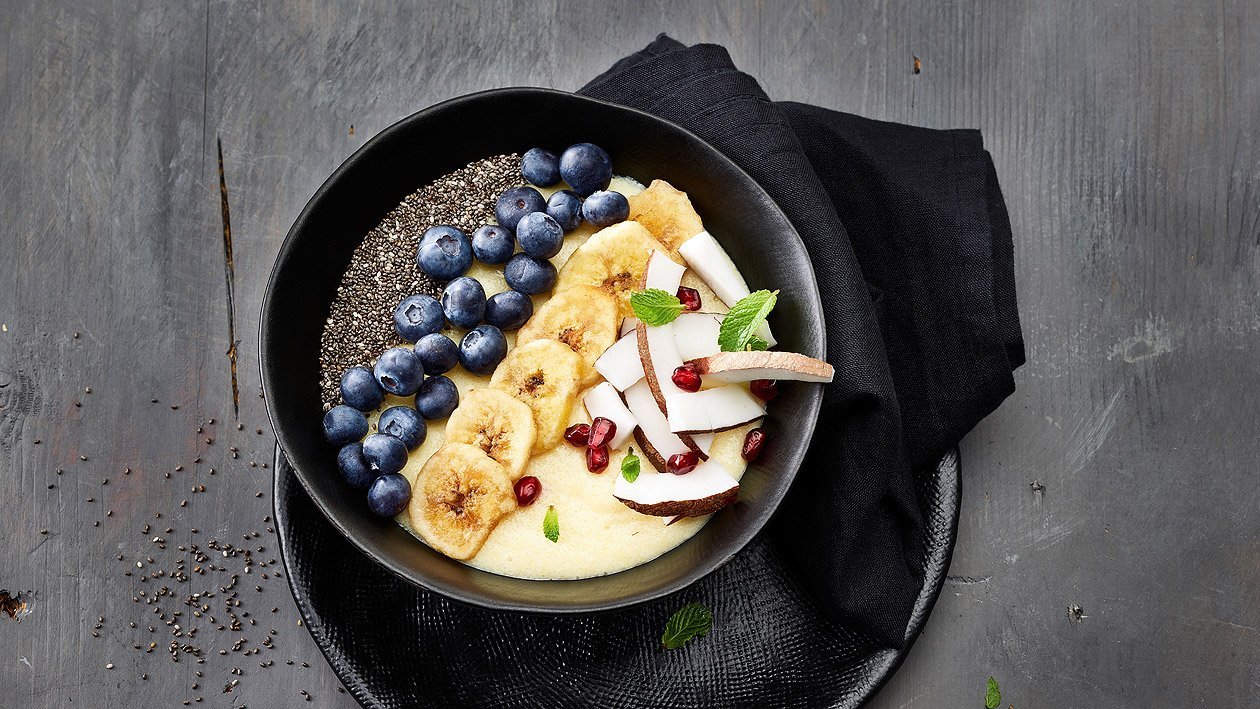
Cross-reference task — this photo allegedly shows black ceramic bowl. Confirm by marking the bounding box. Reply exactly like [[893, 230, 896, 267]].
[[260, 87, 824, 613]]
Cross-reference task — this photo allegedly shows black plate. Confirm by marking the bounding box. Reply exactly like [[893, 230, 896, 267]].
[[274, 445, 960, 708], [259, 88, 825, 612]]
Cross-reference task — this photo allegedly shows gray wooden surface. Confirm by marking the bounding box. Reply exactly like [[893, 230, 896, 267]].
[[2, 1, 1257, 707]]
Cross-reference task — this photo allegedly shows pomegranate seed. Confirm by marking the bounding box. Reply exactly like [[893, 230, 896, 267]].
[[671, 364, 702, 392], [676, 286, 702, 311], [513, 476, 542, 506], [750, 379, 778, 401], [666, 451, 699, 475], [563, 423, 590, 447], [586, 445, 609, 473], [742, 428, 767, 461], [588, 417, 616, 449]]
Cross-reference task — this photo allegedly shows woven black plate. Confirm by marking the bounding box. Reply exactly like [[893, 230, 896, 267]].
[[274, 445, 959, 708]]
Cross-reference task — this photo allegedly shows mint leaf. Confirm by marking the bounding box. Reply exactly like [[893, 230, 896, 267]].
[[746, 335, 770, 351], [621, 447, 641, 483], [543, 505, 559, 543], [661, 602, 712, 650], [630, 289, 684, 327], [718, 290, 777, 352], [985, 676, 1000, 709]]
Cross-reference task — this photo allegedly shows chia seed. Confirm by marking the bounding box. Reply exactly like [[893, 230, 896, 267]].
[[318, 153, 523, 408]]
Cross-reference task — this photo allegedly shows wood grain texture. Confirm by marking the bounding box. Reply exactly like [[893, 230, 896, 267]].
[[1, 1, 1257, 707]]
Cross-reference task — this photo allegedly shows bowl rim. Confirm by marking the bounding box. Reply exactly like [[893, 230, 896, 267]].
[[259, 86, 826, 613]]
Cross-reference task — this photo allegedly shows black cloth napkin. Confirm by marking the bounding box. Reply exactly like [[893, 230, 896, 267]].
[[579, 35, 1023, 646]]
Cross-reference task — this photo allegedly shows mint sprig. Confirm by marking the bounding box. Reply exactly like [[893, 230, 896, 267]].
[[985, 676, 1001, 709], [630, 289, 685, 327], [621, 447, 641, 483], [718, 290, 777, 352], [543, 505, 559, 543], [661, 602, 712, 650]]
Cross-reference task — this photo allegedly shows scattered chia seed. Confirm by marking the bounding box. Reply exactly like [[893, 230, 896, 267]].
[[318, 153, 523, 407]]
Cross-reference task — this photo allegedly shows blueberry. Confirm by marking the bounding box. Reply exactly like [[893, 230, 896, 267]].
[[362, 433, 408, 475], [339, 366, 384, 411], [559, 143, 612, 197], [521, 148, 561, 187], [414, 375, 459, 420], [322, 405, 368, 445], [494, 186, 547, 231], [581, 190, 630, 227], [459, 324, 508, 375], [471, 224, 515, 265], [484, 290, 534, 331], [419, 225, 464, 251], [546, 190, 583, 232], [378, 406, 427, 450], [416, 227, 472, 281], [367, 473, 411, 517], [336, 442, 375, 489], [392, 294, 444, 342], [414, 333, 459, 374], [440, 276, 486, 329], [515, 212, 564, 259], [503, 253, 557, 295], [373, 347, 424, 396]]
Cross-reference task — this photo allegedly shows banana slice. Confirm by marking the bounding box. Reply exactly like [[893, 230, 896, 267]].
[[516, 285, 619, 386], [489, 339, 583, 453], [626, 179, 705, 255], [444, 388, 537, 480], [408, 442, 517, 560], [554, 220, 669, 320]]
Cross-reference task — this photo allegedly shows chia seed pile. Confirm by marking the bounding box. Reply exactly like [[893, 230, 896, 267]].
[[318, 154, 524, 409]]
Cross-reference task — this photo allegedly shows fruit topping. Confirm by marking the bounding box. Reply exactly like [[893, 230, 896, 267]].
[[416, 226, 473, 281], [322, 404, 368, 445], [378, 406, 427, 449], [521, 148, 561, 187], [582, 189, 630, 227], [666, 451, 699, 475], [582, 383, 638, 449], [586, 444, 610, 473], [612, 458, 739, 517], [336, 442, 374, 489], [558, 143, 612, 196], [588, 416, 617, 449], [636, 320, 688, 412], [664, 385, 765, 434], [594, 330, 646, 392], [563, 423, 591, 447], [749, 379, 779, 401], [340, 366, 384, 411], [671, 364, 702, 393], [516, 211, 565, 259], [676, 286, 702, 311], [672, 312, 723, 361], [678, 231, 776, 346], [413, 333, 459, 375], [546, 189, 583, 232], [414, 375, 459, 420], [445, 389, 536, 479], [688, 351, 834, 383], [373, 347, 424, 396], [513, 475, 542, 506], [622, 380, 702, 472], [408, 443, 516, 559], [555, 221, 667, 319], [489, 339, 583, 453], [625, 179, 705, 255], [362, 433, 408, 475], [392, 294, 445, 342], [642, 250, 686, 294], [515, 284, 619, 386], [504, 253, 557, 295], [367, 473, 412, 518], [470, 224, 515, 265], [742, 428, 767, 462], [457, 324, 508, 375], [440, 276, 487, 329], [494, 186, 547, 230]]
